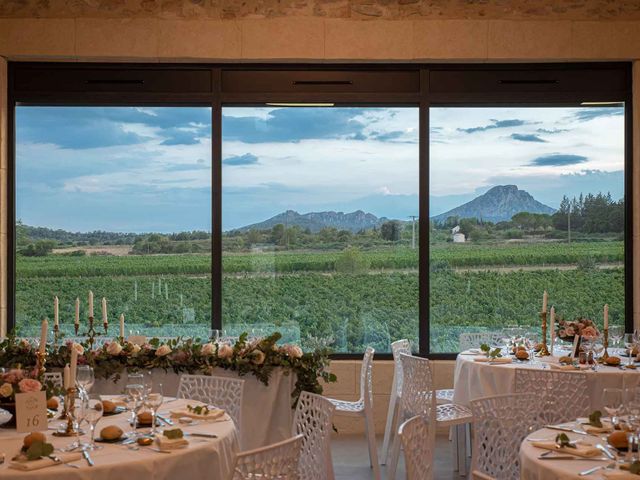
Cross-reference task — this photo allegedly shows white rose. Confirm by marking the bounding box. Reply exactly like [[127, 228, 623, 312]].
[[218, 344, 233, 359], [72, 343, 84, 355], [201, 343, 215, 356], [107, 341, 123, 356], [251, 350, 266, 365], [0, 382, 13, 398], [129, 343, 141, 355], [155, 344, 171, 357], [290, 345, 303, 359]]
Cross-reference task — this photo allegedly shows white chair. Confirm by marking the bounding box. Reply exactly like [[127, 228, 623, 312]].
[[43, 371, 63, 388], [472, 471, 497, 480], [470, 393, 543, 480], [325, 346, 381, 480], [388, 354, 473, 480], [292, 391, 336, 480], [177, 374, 245, 432], [514, 369, 589, 425], [399, 415, 435, 480], [230, 434, 303, 480], [459, 332, 504, 352]]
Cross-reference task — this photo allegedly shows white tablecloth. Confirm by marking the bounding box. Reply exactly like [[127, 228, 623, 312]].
[[454, 353, 640, 410], [0, 398, 239, 480], [93, 368, 294, 450], [520, 426, 612, 480]]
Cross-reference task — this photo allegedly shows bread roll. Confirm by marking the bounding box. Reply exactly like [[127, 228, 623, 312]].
[[137, 411, 153, 425], [608, 430, 628, 449], [515, 350, 529, 360], [102, 400, 116, 414], [100, 425, 123, 441], [46, 397, 59, 410], [605, 356, 621, 366], [23, 432, 46, 448]]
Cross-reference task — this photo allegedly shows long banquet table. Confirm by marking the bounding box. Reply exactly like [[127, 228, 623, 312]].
[[0, 397, 239, 480], [454, 352, 640, 411], [93, 367, 294, 450]]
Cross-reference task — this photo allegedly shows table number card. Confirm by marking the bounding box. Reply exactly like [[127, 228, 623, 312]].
[[15, 391, 48, 433], [570, 335, 581, 359]]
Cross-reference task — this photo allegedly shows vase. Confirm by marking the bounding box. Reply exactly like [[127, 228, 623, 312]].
[[0, 403, 16, 428]]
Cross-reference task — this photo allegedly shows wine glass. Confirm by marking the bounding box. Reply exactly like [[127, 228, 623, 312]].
[[145, 384, 164, 437], [77, 365, 95, 394], [125, 375, 144, 439], [610, 325, 624, 353], [591, 338, 604, 370], [525, 331, 538, 365], [210, 329, 221, 342], [84, 394, 103, 450], [67, 390, 88, 451], [603, 388, 624, 429], [624, 333, 636, 367], [142, 371, 153, 396], [500, 329, 513, 355]]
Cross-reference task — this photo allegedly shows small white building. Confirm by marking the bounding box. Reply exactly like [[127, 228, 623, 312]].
[[451, 225, 466, 243]]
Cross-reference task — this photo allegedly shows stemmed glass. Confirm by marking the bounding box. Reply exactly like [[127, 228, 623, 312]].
[[603, 388, 624, 429], [66, 390, 88, 451], [581, 336, 595, 366], [500, 329, 513, 356], [591, 337, 604, 370], [84, 394, 104, 450], [125, 373, 145, 438], [624, 333, 636, 367], [625, 396, 640, 462], [145, 384, 164, 437], [77, 365, 95, 394], [610, 325, 624, 354], [525, 331, 538, 366]]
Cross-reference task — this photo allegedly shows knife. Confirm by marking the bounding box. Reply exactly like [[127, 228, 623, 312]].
[[595, 443, 616, 460], [545, 425, 588, 435], [188, 433, 218, 439], [157, 414, 174, 426], [82, 449, 94, 467]]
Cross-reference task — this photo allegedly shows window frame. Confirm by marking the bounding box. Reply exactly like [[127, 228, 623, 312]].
[[6, 62, 633, 360]]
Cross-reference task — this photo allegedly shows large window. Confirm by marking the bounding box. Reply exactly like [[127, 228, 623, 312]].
[[7, 64, 632, 356], [15, 106, 212, 337], [429, 106, 626, 352], [221, 107, 419, 352]]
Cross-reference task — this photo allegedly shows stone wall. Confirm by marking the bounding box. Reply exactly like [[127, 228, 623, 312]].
[[1, 0, 640, 21]]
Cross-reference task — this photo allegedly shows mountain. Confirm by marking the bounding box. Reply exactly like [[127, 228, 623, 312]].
[[235, 210, 389, 233], [431, 185, 555, 223]]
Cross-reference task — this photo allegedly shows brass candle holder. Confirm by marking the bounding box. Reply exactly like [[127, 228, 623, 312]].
[[84, 317, 98, 351], [601, 328, 610, 361], [35, 350, 47, 378], [53, 387, 79, 436], [538, 311, 551, 356], [53, 324, 59, 347], [103, 321, 108, 336]]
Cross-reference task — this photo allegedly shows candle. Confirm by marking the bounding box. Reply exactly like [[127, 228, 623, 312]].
[[542, 290, 548, 314], [69, 345, 78, 388], [604, 304, 609, 331], [39, 318, 48, 354], [119, 313, 125, 339], [88, 290, 94, 319], [102, 297, 108, 324], [550, 306, 556, 353], [54, 296, 59, 326], [74, 298, 80, 326], [63, 365, 70, 390]]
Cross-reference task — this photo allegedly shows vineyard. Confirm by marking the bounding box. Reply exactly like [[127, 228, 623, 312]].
[[14, 240, 625, 352]]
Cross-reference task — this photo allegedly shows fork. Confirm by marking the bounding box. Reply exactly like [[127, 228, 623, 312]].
[[578, 462, 615, 476]]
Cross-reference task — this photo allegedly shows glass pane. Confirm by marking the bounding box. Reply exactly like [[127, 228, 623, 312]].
[[15, 106, 212, 337], [429, 106, 625, 352], [222, 106, 419, 352]]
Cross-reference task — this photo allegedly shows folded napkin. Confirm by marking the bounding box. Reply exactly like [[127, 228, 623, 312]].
[[549, 363, 591, 371], [155, 434, 189, 451], [170, 407, 226, 421], [473, 356, 512, 364], [583, 421, 614, 435], [9, 453, 82, 471], [462, 348, 483, 354], [530, 441, 601, 458]]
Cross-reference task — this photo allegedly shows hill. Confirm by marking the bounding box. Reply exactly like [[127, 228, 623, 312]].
[[432, 185, 555, 223], [235, 209, 390, 233]]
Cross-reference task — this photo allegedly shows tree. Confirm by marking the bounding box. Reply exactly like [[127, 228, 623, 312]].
[[21, 240, 56, 257], [380, 221, 401, 242]]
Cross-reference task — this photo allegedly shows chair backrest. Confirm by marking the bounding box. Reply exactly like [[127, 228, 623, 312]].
[[292, 391, 336, 480], [470, 393, 543, 480], [399, 415, 434, 480], [177, 374, 245, 431], [391, 339, 411, 395], [514, 369, 589, 424], [359, 346, 375, 407], [399, 354, 436, 422], [459, 332, 503, 352], [231, 434, 303, 480], [43, 371, 63, 388]]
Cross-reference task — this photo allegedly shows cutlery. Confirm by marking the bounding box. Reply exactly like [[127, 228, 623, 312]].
[[82, 449, 94, 467], [596, 444, 616, 460], [545, 425, 588, 435], [156, 414, 173, 426], [47, 455, 62, 464], [151, 448, 171, 454], [578, 462, 616, 476], [187, 433, 218, 439]]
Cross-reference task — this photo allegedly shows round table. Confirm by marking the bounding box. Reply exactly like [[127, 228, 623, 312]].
[[520, 426, 616, 480], [454, 352, 640, 410], [0, 397, 239, 479]]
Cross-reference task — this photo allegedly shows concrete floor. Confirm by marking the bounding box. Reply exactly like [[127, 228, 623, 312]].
[[331, 434, 462, 480]]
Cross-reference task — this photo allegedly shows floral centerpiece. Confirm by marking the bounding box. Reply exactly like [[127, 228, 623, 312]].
[[0, 368, 44, 428], [556, 317, 600, 342], [0, 331, 336, 408]]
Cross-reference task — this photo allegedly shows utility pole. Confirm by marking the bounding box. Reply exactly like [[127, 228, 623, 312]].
[[408, 215, 418, 249], [567, 204, 571, 244]]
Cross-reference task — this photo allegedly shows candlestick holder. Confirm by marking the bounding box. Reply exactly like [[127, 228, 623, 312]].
[[53, 324, 59, 347], [74, 323, 79, 336], [53, 387, 80, 436], [538, 311, 551, 356], [601, 328, 610, 361], [35, 350, 47, 379], [103, 321, 108, 336], [83, 317, 98, 351]]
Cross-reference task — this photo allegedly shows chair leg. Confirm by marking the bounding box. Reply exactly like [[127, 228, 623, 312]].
[[365, 410, 381, 480], [381, 392, 398, 465], [453, 423, 467, 477], [388, 433, 401, 480]]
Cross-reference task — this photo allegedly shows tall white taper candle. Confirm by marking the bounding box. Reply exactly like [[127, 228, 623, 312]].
[[74, 298, 80, 326], [604, 304, 609, 331], [102, 297, 107, 324], [119, 314, 125, 339], [542, 290, 548, 313], [54, 296, 59, 326], [39, 318, 48, 354], [69, 346, 78, 387], [88, 290, 94, 318], [63, 365, 70, 390]]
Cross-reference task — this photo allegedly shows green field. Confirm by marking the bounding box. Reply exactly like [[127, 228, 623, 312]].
[[14, 241, 625, 352]]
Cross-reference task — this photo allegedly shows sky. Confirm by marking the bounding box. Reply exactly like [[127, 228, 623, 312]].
[[15, 105, 624, 233]]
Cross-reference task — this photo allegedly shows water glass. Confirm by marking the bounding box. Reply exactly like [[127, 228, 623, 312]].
[[125, 381, 144, 438], [624, 333, 636, 367], [67, 391, 88, 450], [84, 395, 104, 450], [77, 365, 95, 394], [603, 388, 623, 428], [145, 383, 164, 437], [210, 329, 222, 342], [591, 338, 604, 370], [525, 331, 538, 365], [610, 325, 624, 352]]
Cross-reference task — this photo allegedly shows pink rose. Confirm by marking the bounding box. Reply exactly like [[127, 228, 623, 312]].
[[3, 369, 25, 384], [217, 344, 233, 359], [581, 326, 598, 339], [565, 327, 575, 336], [155, 345, 171, 357], [201, 343, 215, 356], [18, 378, 42, 393]]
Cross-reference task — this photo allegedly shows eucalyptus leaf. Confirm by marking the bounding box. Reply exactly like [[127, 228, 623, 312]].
[[26, 441, 54, 461], [163, 428, 184, 440]]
